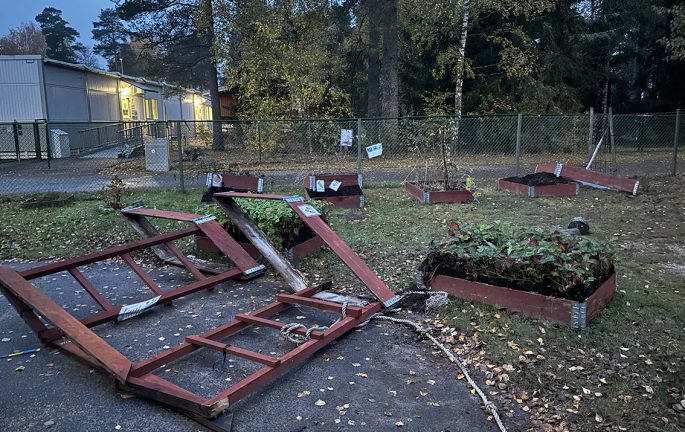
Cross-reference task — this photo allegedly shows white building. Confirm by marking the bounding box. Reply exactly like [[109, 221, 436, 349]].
[[0, 55, 212, 123]]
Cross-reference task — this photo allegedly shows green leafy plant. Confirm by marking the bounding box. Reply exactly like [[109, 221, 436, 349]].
[[420, 221, 614, 300], [199, 199, 329, 249]]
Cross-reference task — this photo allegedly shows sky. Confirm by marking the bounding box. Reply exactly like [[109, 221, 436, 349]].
[[0, 0, 113, 62]]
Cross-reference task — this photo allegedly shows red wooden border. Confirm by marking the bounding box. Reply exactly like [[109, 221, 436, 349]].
[[195, 233, 325, 262], [404, 182, 472, 204], [498, 179, 579, 197], [429, 272, 616, 328], [535, 164, 639, 195], [303, 174, 360, 189]]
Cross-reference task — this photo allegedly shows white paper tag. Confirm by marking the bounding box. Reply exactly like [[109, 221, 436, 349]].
[[315, 179, 325, 192], [205, 173, 212, 186], [340, 129, 353, 147], [118, 296, 161, 321], [329, 180, 342, 191], [366, 143, 383, 158], [209, 173, 223, 187], [298, 204, 321, 217]]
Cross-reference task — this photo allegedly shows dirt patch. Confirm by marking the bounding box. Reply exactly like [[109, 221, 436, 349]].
[[341, 213, 368, 222], [501, 172, 573, 186]]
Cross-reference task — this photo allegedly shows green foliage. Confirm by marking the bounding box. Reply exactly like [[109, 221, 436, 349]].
[[421, 221, 614, 300], [35, 7, 84, 63], [200, 199, 329, 248]]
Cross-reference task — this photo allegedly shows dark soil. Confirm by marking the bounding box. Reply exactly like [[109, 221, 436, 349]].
[[501, 172, 573, 186], [20, 193, 74, 209], [306, 185, 363, 197], [420, 256, 614, 302]]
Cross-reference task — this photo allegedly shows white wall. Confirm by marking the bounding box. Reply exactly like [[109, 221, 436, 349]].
[[0, 57, 44, 121], [44, 64, 89, 122]]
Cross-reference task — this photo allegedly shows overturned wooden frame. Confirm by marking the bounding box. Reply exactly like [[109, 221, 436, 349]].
[[0, 192, 399, 431]]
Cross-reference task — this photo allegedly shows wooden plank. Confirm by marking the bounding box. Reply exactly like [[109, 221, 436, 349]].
[[204, 302, 382, 414], [68, 267, 115, 310], [164, 241, 206, 280], [120, 253, 165, 296], [0, 284, 49, 336], [123, 207, 202, 222], [213, 196, 309, 292], [185, 335, 280, 367], [0, 266, 132, 382], [584, 273, 616, 325], [234, 313, 324, 340], [19, 226, 199, 279], [404, 182, 426, 202], [125, 374, 210, 417], [195, 219, 263, 275], [276, 293, 362, 318], [285, 200, 399, 306]]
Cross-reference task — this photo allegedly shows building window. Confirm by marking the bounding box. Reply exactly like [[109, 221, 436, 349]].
[[145, 98, 158, 119]]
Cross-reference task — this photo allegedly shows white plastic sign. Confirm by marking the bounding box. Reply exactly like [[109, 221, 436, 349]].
[[340, 129, 354, 147], [298, 204, 321, 217], [316, 179, 325, 192], [329, 180, 342, 191], [118, 296, 161, 321], [206, 172, 223, 187], [366, 143, 383, 158]]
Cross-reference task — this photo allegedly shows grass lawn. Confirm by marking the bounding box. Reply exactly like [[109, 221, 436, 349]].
[[1, 176, 684, 431]]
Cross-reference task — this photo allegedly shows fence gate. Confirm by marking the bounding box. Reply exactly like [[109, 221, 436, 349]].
[[0, 193, 399, 431]]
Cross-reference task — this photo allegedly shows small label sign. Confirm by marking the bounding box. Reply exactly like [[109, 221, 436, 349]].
[[329, 180, 342, 191], [315, 179, 325, 192], [118, 296, 161, 321], [366, 143, 383, 158], [206, 172, 223, 187], [340, 129, 354, 147], [298, 204, 321, 217]]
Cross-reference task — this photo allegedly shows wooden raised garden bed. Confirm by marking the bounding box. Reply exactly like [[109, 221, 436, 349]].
[[423, 271, 615, 329], [304, 174, 364, 208], [405, 181, 473, 204], [202, 172, 264, 203], [419, 221, 615, 328], [498, 172, 579, 198], [535, 163, 640, 195]]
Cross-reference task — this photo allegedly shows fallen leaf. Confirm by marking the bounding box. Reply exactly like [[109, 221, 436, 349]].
[[356, 372, 368, 378], [314, 399, 326, 406], [595, 414, 603, 423]]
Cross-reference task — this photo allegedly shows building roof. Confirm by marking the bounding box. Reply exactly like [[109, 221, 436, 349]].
[[0, 55, 207, 97]]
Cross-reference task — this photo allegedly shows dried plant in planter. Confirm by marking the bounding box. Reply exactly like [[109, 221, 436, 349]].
[[419, 221, 614, 301], [200, 199, 329, 249]]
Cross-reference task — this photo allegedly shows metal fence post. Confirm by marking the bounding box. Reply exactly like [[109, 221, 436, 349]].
[[177, 121, 185, 192], [515, 114, 522, 176], [45, 121, 51, 169], [33, 121, 42, 160], [587, 107, 594, 161], [673, 109, 681, 176], [13, 121, 21, 162], [608, 107, 616, 171], [257, 121, 262, 163], [357, 118, 363, 176]]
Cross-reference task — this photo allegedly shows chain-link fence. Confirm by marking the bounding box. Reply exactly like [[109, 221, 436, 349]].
[[0, 111, 682, 195]]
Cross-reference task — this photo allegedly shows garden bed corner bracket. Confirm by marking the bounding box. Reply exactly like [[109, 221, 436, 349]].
[[571, 302, 588, 329]]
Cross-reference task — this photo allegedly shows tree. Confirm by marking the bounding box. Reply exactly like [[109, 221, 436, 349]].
[[380, 0, 399, 118], [366, 0, 382, 117], [92, 8, 128, 70], [0, 22, 47, 55], [117, 0, 224, 149], [661, 4, 685, 60], [35, 7, 82, 62]]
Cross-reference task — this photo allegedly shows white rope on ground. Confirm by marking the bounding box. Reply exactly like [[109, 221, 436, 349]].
[[280, 302, 348, 344]]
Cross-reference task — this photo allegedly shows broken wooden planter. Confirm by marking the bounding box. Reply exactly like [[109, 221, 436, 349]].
[[535, 163, 640, 195], [304, 174, 364, 208], [196, 230, 324, 262], [498, 173, 579, 198], [422, 271, 615, 329], [404, 182, 473, 204], [201, 172, 264, 204]]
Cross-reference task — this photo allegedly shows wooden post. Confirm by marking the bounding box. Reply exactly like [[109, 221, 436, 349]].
[[177, 121, 185, 192], [674, 109, 681, 176]]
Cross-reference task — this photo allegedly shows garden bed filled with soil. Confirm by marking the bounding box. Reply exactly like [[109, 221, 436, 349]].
[[201, 171, 264, 203], [419, 221, 615, 327], [405, 181, 473, 204], [499, 172, 579, 197], [304, 174, 364, 208]]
